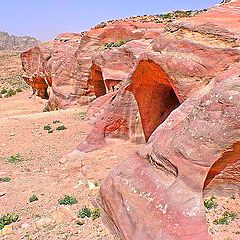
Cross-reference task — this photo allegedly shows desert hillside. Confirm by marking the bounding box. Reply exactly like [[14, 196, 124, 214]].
[[0, 31, 40, 51], [0, 31, 40, 96]]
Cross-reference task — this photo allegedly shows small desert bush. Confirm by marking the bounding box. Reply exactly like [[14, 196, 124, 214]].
[[104, 39, 129, 49], [0, 213, 19, 230], [43, 125, 53, 133], [0, 177, 11, 182], [53, 120, 61, 124], [29, 195, 38, 203], [204, 196, 218, 210], [79, 112, 86, 120], [43, 103, 50, 112], [43, 125, 52, 131], [213, 211, 237, 225], [16, 88, 22, 93], [7, 154, 22, 163], [5, 89, 16, 98], [56, 125, 67, 131], [58, 195, 78, 205], [77, 206, 92, 218], [0, 88, 7, 94], [77, 206, 100, 220]]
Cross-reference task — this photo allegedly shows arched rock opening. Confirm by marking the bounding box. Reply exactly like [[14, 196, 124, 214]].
[[126, 60, 181, 141], [105, 79, 122, 92], [204, 142, 240, 189], [88, 64, 106, 98], [23, 76, 49, 99]]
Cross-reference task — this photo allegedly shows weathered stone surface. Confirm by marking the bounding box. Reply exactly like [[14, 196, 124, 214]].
[[51, 206, 77, 223], [76, 0, 240, 152], [97, 64, 240, 240], [93, 1, 240, 240], [0, 225, 14, 236], [35, 218, 56, 228]]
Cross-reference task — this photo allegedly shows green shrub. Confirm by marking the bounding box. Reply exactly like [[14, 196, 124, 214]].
[[1, 88, 7, 94], [56, 125, 67, 131], [77, 206, 100, 220], [53, 120, 61, 124], [76, 220, 85, 226], [104, 39, 129, 49], [0, 213, 19, 230], [58, 195, 78, 205], [7, 154, 22, 163], [204, 196, 218, 210], [77, 206, 92, 218], [43, 104, 50, 112], [79, 112, 86, 120], [29, 195, 38, 203], [213, 211, 237, 225], [16, 88, 22, 93], [43, 125, 54, 133], [91, 208, 100, 220], [5, 89, 16, 98], [0, 177, 11, 182], [43, 125, 52, 131]]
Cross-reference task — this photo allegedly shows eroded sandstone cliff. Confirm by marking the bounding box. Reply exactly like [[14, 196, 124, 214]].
[[20, 0, 240, 239]]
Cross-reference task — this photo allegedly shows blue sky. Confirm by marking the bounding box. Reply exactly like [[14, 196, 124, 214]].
[[0, 0, 220, 41]]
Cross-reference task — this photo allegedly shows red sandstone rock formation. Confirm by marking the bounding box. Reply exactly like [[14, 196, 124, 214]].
[[20, 1, 240, 239], [20, 17, 166, 107], [75, 0, 240, 151], [97, 65, 240, 240], [93, 1, 240, 239]]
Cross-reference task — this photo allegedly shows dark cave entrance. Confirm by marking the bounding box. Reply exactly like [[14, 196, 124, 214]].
[[204, 141, 240, 189], [126, 60, 181, 141], [88, 64, 107, 98]]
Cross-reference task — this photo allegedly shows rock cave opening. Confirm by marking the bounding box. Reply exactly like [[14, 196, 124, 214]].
[[204, 141, 240, 189], [105, 79, 122, 92], [126, 60, 182, 141], [88, 64, 107, 98]]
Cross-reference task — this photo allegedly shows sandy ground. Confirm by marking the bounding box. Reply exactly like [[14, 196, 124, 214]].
[[0, 92, 140, 240], [0, 92, 239, 240]]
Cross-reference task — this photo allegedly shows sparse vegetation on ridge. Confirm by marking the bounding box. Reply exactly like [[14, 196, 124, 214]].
[[94, 9, 204, 29], [104, 39, 129, 49]]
